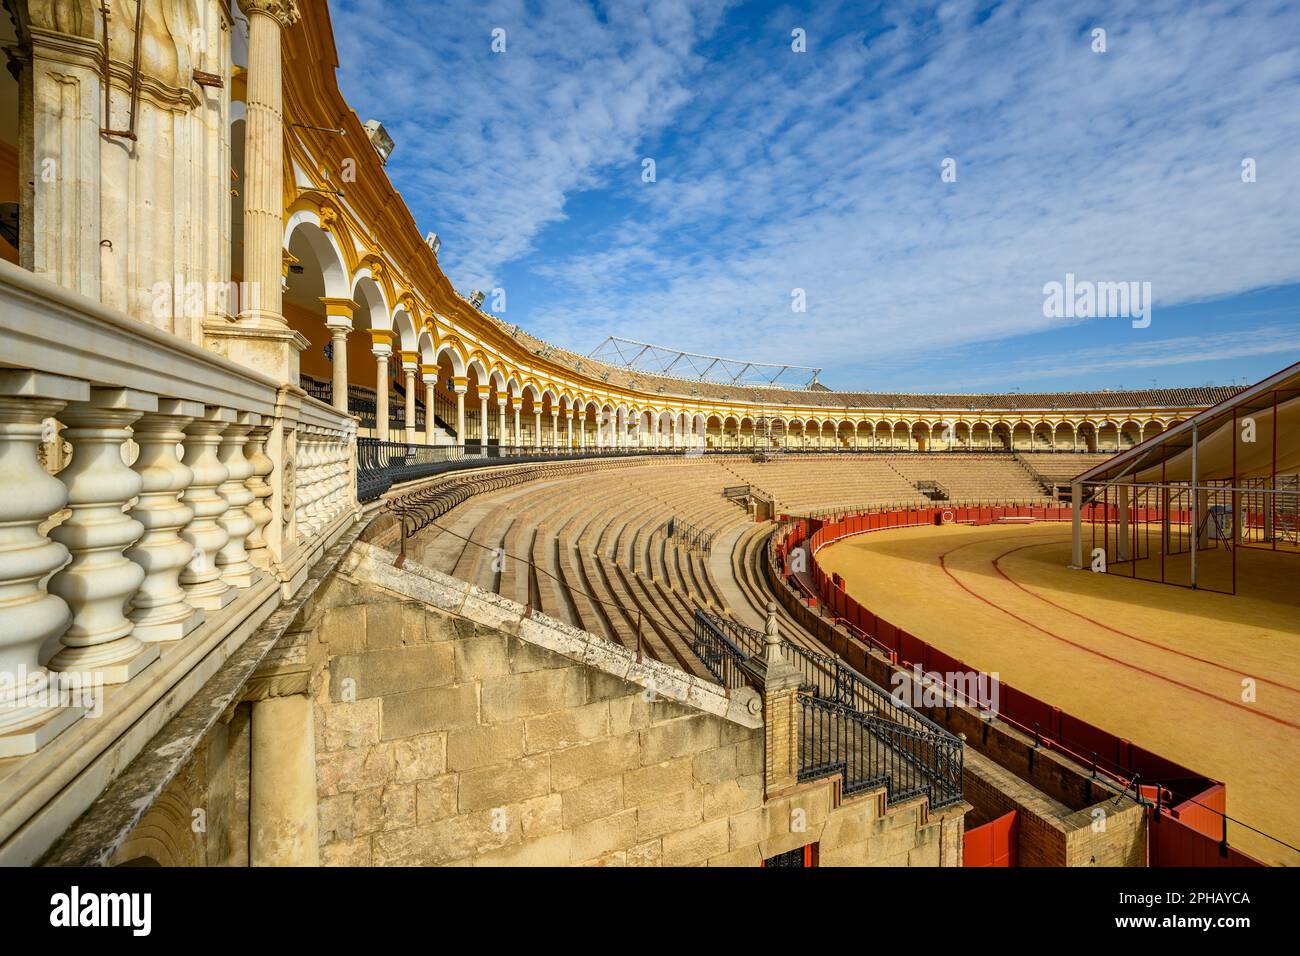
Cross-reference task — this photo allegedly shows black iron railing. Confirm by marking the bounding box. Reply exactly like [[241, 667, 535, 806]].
[[357, 440, 701, 502], [696, 611, 963, 811], [690, 611, 752, 689], [666, 515, 715, 553], [356, 443, 1045, 505]]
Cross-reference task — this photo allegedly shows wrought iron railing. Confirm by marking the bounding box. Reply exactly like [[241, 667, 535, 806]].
[[695, 611, 963, 811], [666, 515, 715, 553], [357, 440, 695, 502], [690, 611, 752, 689]]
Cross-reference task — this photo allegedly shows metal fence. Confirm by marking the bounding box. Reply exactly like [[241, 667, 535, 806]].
[[694, 611, 964, 811], [357, 440, 686, 502], [666, 515, 715, 553], [690, 612, 753, 689]]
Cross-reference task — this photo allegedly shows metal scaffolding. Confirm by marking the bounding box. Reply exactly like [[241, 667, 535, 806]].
[[588, 336, 822, 389]]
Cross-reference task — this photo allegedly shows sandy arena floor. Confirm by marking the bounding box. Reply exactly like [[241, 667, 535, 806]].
[[815, 521, 1300, 866]]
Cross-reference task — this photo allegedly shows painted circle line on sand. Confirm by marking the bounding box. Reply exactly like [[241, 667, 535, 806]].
[[988, 539, 1300, 698], [928, 536, 1300, 732]]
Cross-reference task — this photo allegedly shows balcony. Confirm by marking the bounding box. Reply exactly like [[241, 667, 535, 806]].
[[0, 262, 358, 864]]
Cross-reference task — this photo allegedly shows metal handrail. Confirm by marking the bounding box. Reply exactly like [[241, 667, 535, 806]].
[[695, 610, 963, 810]]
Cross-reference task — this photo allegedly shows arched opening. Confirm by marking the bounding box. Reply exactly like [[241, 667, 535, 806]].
[[1077, 422, 1098, 452], [1054, 422, 1075, 451], [284, 218, 350, 405]]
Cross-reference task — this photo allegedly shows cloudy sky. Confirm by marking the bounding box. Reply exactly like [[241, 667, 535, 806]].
[[330, 0, 1300, 392]]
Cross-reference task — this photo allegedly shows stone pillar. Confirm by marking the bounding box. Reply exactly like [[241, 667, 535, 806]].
[[478, 388, 490, 446], [249, 693, 319, 866], [370, 332, 393, 442], [126, 399, 206, 643], [180, 407, 237, 611], [452, 378, 467, 449], [565, 410, 572, 449], [759, 603, 803, 798], [238, 0, 300, 331], [534, 411, 542, 447], [202, 0, 307, 383], [512, 397, 522, 448], [320, 298, 357, 414], [421, 365, 438, 446], [48, 388, 161, 684], [574, 409, 583, 449], [0, 371, 88, 754], [497, 399, 507, 449], [400, 353, 419, 445]]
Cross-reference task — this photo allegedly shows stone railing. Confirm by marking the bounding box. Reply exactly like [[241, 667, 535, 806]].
[[0, 262, 358, 864]]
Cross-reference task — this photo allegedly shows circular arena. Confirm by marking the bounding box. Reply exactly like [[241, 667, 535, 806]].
[[368, 361, 1299, 868]]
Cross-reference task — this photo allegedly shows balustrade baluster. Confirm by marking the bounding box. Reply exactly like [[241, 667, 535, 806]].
[[244, 422, 275, 569], [126, 399, 206, 642], [47, 388, 161, 684], [0, 372, 89, 754], [180, 407, 236, 610], [216, 412, 259, 588]]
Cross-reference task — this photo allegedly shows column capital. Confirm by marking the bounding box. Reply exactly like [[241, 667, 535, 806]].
[[450, 377, 468, 394], [477, 386, 491, 399], [419, 364, 438, 377], [399, 350, 420, 372], [510, 395, 523, 408], [369, 328, 394, 356], [244, 0, 301, 28], [319, 297, 358, 327]]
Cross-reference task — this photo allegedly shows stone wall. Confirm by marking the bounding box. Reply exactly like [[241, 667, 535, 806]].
[[308, 543, 965, 866], [109, 704, 251, 867]]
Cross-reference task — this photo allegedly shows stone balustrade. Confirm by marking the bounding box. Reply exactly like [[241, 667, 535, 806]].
[[0, 262, 358, 862]]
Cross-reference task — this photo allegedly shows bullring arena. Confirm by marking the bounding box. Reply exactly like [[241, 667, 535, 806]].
[[1, 0, 1296, 876]]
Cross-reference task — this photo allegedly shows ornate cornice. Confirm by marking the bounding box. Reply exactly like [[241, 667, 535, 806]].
[[243, 0, 301, 30]]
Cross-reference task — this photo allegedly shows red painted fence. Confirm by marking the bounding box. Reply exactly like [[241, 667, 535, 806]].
[[773, 504, 1266, 868], [964, 810, 1018, 867]]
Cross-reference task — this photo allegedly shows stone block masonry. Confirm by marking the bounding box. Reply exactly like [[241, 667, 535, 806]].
[[308, 542, 964, 866]]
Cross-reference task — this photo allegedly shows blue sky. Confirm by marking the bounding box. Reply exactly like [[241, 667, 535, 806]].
[[330, 0, 1300, 393]]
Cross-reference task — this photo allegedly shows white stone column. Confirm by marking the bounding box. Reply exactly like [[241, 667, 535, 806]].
[[216, 413, 260, 589], [401, 353, 418, 445], [512, 400, 522, 448], [0, 371, 88, 754], [250, 693, 319, 866], [320, 298, 357, 415], [372, 344, 391, 443], [237, 0, 301, 330], [534, 411, 542, 447], [180, 407, 236, 611], [422, 365, 438, 446], [126, 399, 206, 643], [497, 399, 507, 448], [48, 388, 161, 684], [478, 389, 490, 446], [453, 378, 467, 449], [574, 410, 584, 449], [565, 411, 572, 449]]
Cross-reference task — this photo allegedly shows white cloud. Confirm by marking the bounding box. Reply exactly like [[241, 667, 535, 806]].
[[335, 0, 1300, 387]]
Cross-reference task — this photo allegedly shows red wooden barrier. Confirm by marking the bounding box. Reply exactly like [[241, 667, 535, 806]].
[[785, 502, 1256, 867], [965, 810, 1018, 867]]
